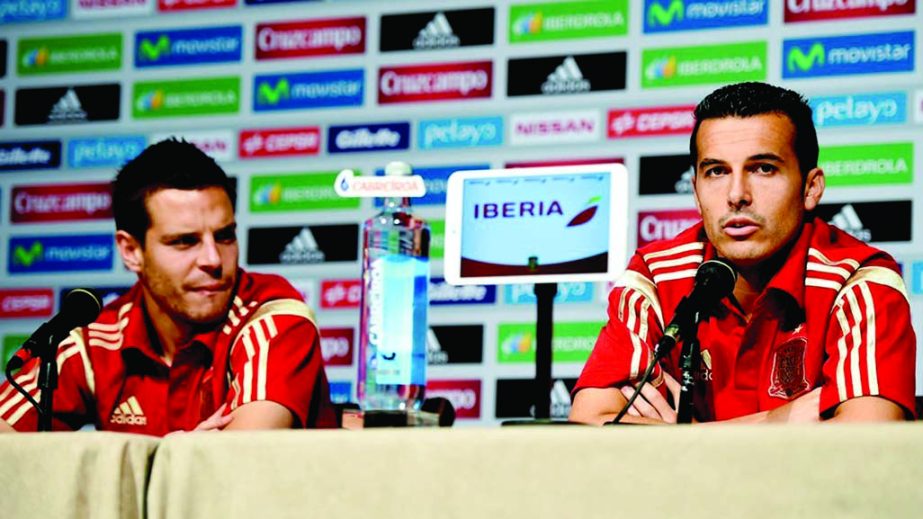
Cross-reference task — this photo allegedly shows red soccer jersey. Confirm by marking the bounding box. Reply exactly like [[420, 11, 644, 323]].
[[0, 270, 337, 435], [575, 218, 916, 421]]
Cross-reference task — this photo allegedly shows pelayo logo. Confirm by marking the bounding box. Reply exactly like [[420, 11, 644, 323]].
[[135, 26, 242, 67], [250, 172, 360, 212], [68, 136, 146, 169], [0, 0, 66, 23], [418, 116, 503, 150], [18, 33, 121, 75], [644, 0, 768, 33], [497, 321, 602, 363], [811, 92, 907, 128], [643, 41, 766, 88], [133, 77, 239, 118], [254, 69, 363, 111], [783, 31, 914, 79], [504, 282, 595, 305], [0, 140, 61, 171], [819, 142, 913, 187], [509, 0, 628, 43], [8, 234, 113, 274]]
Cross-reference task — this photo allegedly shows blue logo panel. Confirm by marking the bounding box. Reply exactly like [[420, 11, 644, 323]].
[[328, 381, 353, 404], [68, 136, 147, 169], [810, 92, 907, 128], [784, 31, 914, 79], [327, 122, 410, 154], [912, 262, 923, 296], [135, 26, 243, 68], [0, 140, 61, 172], [253, 69, 364, 111], [504, 282, 595, 304], [374, 164, 489, 207], [418, 116, 503, 150], [9, 234, 113, 274], [429, 278, 497, 305], [0, 0, 66, 23], [644, 0, 768, 33]]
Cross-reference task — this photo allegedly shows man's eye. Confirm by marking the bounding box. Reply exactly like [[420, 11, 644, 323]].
[[704, 167, 726, 177], [171, 237, 198, 247], [216, 231, 237, 244], [754, 164, 777, 174]]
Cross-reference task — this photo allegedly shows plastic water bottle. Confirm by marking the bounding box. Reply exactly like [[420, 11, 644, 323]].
[[357, 161, 430, 412]]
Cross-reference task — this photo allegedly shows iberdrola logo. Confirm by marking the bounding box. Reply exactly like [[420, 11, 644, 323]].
[[513, 12, 543, 35], [253, 183, 283, 206], [21, 48, 50, 69], [136, 90, 165, 112], [502, 332, 533, 355], [139, 36, 171, 62], [566, 196, 601, 227], [645, 56, 677, 81]]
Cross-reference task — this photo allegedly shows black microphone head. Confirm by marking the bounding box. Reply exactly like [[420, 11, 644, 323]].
[[60, 288, 103, 329], [694, 259, 737, 304]]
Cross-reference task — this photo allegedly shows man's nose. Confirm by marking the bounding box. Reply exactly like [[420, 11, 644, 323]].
[[198, 236, 222, 270], [727, 171, 752, 209]]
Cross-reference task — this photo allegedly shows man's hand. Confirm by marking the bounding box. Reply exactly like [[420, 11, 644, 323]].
[[619, 371, 682, 424], [193, 404, 233, 432], [0, 419, 15, 433]]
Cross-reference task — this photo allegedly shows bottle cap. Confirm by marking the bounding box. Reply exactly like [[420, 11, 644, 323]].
[[384, 161, 413, 177]]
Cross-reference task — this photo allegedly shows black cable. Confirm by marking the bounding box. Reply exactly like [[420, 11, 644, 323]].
[[608, 353, 659, 425], [5, 361, 43, 419]]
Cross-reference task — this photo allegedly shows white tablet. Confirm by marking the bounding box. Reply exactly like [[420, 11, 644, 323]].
[[443, 164, 628, 286]]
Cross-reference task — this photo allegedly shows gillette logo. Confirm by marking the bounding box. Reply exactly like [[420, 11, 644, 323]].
[[328, 123, 410, 153]]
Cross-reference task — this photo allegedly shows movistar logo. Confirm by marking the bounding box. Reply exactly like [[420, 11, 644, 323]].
[[513, 12, 543, 35], [136, 90, 165, 112], [566, 196, 600, 227], [787, 43, 824, 72], [258, 79, 290, 105], [139, 36, 171, 61], [253, 183, 283, 206], [13, 241, 44, 267], [648, 0, 684, 26]]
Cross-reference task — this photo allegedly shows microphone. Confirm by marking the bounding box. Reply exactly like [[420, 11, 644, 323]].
[[8, 289, 102, 370], [654, 259, 737, 361]]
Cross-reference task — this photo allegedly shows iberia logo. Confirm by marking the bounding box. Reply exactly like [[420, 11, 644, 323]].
[[787, 43, 824, 73], [566, 196, 600, 227], [513, 12, 543, 35], [135, 90, 165, 112], [648, 0, 684, 27], [253, 183, 283, 206], [139, 36, 170, 62], [257, 78, 289, 106], [13, 241, 43, 267], [645, 56, 677, 80], [21, 48, 50, 68]]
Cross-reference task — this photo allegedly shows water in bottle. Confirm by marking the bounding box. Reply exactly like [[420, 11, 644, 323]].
[[357, 161, 430, 411]]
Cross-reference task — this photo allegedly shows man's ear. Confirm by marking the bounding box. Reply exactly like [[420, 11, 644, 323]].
[[803, 167, 825, 212], [115, 230, 143, 274]]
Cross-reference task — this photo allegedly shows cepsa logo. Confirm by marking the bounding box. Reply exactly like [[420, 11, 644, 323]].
[[319, 327, 354, 366], [510, 110, 601, 146], [150, 130, 234, 162], [320, 279, 362, 309], [637, 209, 700, 247], [255, 17, 365, 60], [239, 127, 320, 159], [378, 61, 492, 104], [12, 183, 112, 223], [608, 105, 695, 138], [158, 0, 234, 12], [783, 31, 914, 79], [785, 0, 915, 22], [426, 380, 481, 419], [0, 289, 54, 319]]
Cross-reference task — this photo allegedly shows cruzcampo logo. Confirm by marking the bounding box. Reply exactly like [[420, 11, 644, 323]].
[[819, 142, 913, 187], [642, 41, 766, 88], [17, 33, 122, 75], [132, 77, 239, 119], [12, 241, 43, 267], [250, 172, 360, 213], [497, 321, 603, 363], [509, 0, 628, 43], [257, 78, 289, 106], [138, 35, 170, 62]]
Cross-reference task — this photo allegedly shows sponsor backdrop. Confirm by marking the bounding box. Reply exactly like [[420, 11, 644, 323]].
[[0, 0, 922, 425]]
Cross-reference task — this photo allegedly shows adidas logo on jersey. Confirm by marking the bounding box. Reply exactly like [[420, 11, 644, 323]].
[[110, 396, 148, 426], [413, 13, 460, 49], [830, 204, 871, 242], [48, 89, 88, 123], [426, 327, 448, 365], [541, 57, 591, 95], [280, 227, 326, 264]]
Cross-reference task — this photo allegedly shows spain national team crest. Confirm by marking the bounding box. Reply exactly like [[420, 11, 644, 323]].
[[769, 336, 810, 399]]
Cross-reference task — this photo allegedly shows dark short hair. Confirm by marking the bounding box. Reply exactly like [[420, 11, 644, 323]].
[[689, 82, 818, 175], [112, 138, 234, 244]]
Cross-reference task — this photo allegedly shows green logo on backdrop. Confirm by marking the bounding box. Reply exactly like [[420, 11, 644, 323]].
[[648, 0, 684, 27], [250, 172, 360, 212], [819, 142, 913, 187], [2, 335, 30, 373], [509, 0, 629, 43], [257, 79, 290, 106], [17, 33, 122, 75], [497, 322, 603, 363], [642, 41, 766, 88], [139, 36, 171, 62], [132, 77, 239, 119], [787, 43, 825, 73], [429, 220, 445, 259], [13, 241, 43, 267]]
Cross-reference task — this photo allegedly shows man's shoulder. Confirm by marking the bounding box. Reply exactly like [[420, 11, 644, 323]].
[[229, 270, 316, 335], [808, 218, 898, 271]]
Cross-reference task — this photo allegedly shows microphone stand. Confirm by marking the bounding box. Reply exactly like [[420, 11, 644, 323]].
[[36, 333, 58, 432], [676, 310, 702, 424]]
